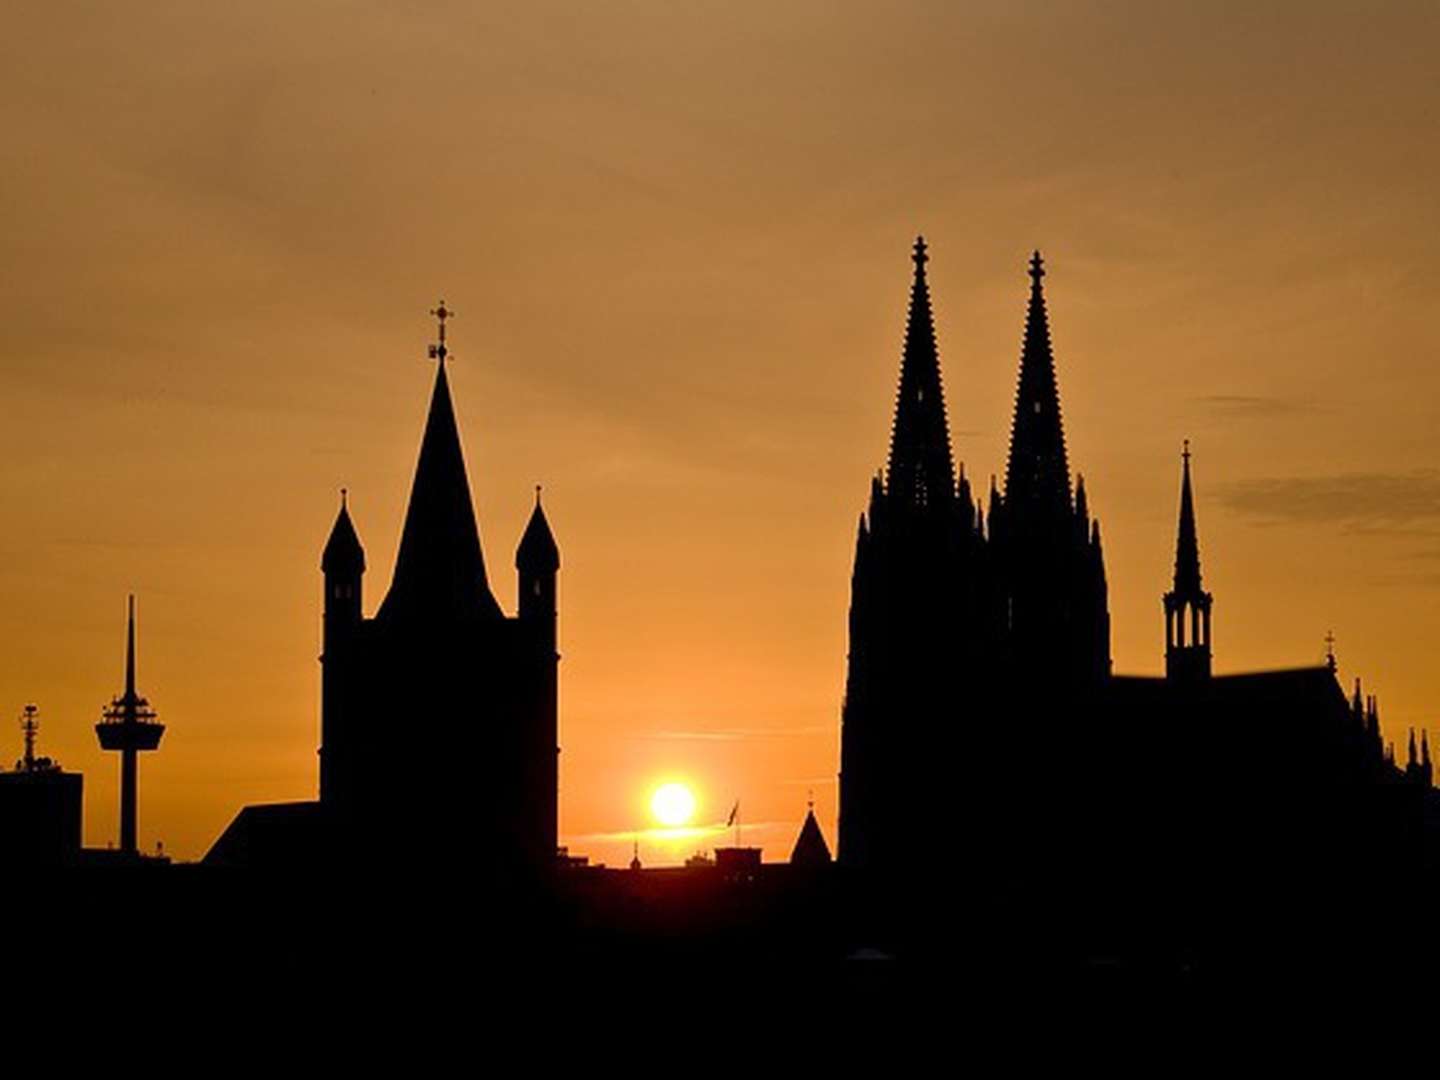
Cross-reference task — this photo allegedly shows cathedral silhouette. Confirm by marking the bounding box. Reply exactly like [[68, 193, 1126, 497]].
[[838, 240, 1431, 940]]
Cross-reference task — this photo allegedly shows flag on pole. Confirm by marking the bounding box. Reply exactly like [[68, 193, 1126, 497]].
[[726, 800, 739, 827]]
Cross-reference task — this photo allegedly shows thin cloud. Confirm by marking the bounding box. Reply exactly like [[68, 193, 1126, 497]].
[[641, 726, 833, 742], [1193, 394, 1319, 418], [1216, 469, 1440, 531], [567, 821, 785, 843]]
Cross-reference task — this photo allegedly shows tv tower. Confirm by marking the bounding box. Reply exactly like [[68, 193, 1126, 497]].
[[95, 596, 165, 855]]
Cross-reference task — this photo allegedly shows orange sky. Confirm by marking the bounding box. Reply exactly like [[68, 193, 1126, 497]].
[[3, 3, 1439, 865]]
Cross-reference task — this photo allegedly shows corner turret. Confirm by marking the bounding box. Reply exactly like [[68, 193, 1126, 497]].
[[322, 489, 365, 629]]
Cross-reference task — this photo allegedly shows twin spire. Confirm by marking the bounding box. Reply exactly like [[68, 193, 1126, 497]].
[[1003, 250, 1073, 522], [883, 240, 1078, 534], [885, 237, 956, 510]]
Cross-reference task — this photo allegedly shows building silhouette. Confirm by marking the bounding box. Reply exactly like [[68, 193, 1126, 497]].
[[838, 240, 1419, 899], [839, 241, 1108, 871], [210, 304, 560, 874], [0, 705, 82, 866]]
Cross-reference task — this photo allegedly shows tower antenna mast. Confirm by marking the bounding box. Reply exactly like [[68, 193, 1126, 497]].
[[19, 704, 39, 772]]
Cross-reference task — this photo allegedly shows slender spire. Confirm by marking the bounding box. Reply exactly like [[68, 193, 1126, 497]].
[[884, 236, 956, 511], [1408, 728, 1418, 767], [379, 313, 501, 623], [1003, 250, 1072, 521], [1173, 440, 1203, 596], [124, 594, 137, 700]]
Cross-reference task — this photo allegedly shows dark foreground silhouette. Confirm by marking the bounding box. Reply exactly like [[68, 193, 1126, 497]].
[[6, 262, 1439, 987]]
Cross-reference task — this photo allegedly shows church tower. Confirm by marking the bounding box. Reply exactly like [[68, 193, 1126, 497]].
[[838, 238, 985, 871], [989, 252, 1110, 690], [317, 303, 561, 875], [1164, 441, 1212, 682]]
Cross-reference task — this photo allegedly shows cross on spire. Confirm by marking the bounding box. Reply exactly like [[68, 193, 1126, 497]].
[[1028, 250, 1045, 283], [912, 235, 929, 269], [1325, 629, 1337, 670], [428, 300, 454, 363]]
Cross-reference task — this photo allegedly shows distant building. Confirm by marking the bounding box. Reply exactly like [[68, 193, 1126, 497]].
[[0, 705, 82, 867]]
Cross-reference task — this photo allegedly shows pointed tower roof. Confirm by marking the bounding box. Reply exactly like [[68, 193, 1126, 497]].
[[884, 236, 956, 510], [378, 356, 502, 623], [1173, 441, 1204, 597], [516, 487, 560, 574], [1003, 251, 1072, 520], [321, 490, 366, 575], [789, 803, 833, 867]]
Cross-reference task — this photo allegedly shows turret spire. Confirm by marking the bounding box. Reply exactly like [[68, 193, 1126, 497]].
[[1165, 441, 1213, 681], [884, 236, 956, 511], [1003, 250, 1072, 522], [1174, 439, 1203, 596]]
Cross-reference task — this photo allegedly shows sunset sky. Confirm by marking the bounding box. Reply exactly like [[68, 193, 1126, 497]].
[[3, 3, 1439, 864]]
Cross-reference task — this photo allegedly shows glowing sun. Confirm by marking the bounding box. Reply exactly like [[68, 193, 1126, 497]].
[[650, 782, 697, 827]]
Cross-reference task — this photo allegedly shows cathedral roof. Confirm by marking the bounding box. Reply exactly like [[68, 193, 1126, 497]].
[[789, 806, 833, 867], [516, 491, 560, 574], [884, 236, 956, 510], [1003, 251, 1073, 523], [321, 494, 366, 576], [378, 361, 502, 624]]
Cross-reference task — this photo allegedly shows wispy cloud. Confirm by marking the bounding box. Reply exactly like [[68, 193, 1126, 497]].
[[1216, 469, 1440, 531], [1193, 394, 1319, 418], [566, 821, 785, 843], [640, 726, 832, 742]]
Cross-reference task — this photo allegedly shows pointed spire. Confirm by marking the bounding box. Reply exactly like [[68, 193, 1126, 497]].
[[789, 803, 833, 867], [516, 485, 561, 574], [124, 594, 137, 700], [884, 236, 956, 511], [1003, 250, 1072, 522], [321, 490, 366, 575], [1423, 730, 1431, 768], [1408, 728, 1418, 767], [379, 355, 501, 622], [1173, 440, 1203, 596]]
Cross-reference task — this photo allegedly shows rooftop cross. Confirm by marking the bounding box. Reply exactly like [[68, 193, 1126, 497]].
[[912, 235, 928, 269], [1028, 249, 1045, 283], [428, 300, 454, 363]]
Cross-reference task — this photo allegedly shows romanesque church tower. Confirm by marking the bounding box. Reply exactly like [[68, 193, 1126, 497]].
[[319, 308, 560, 875]]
